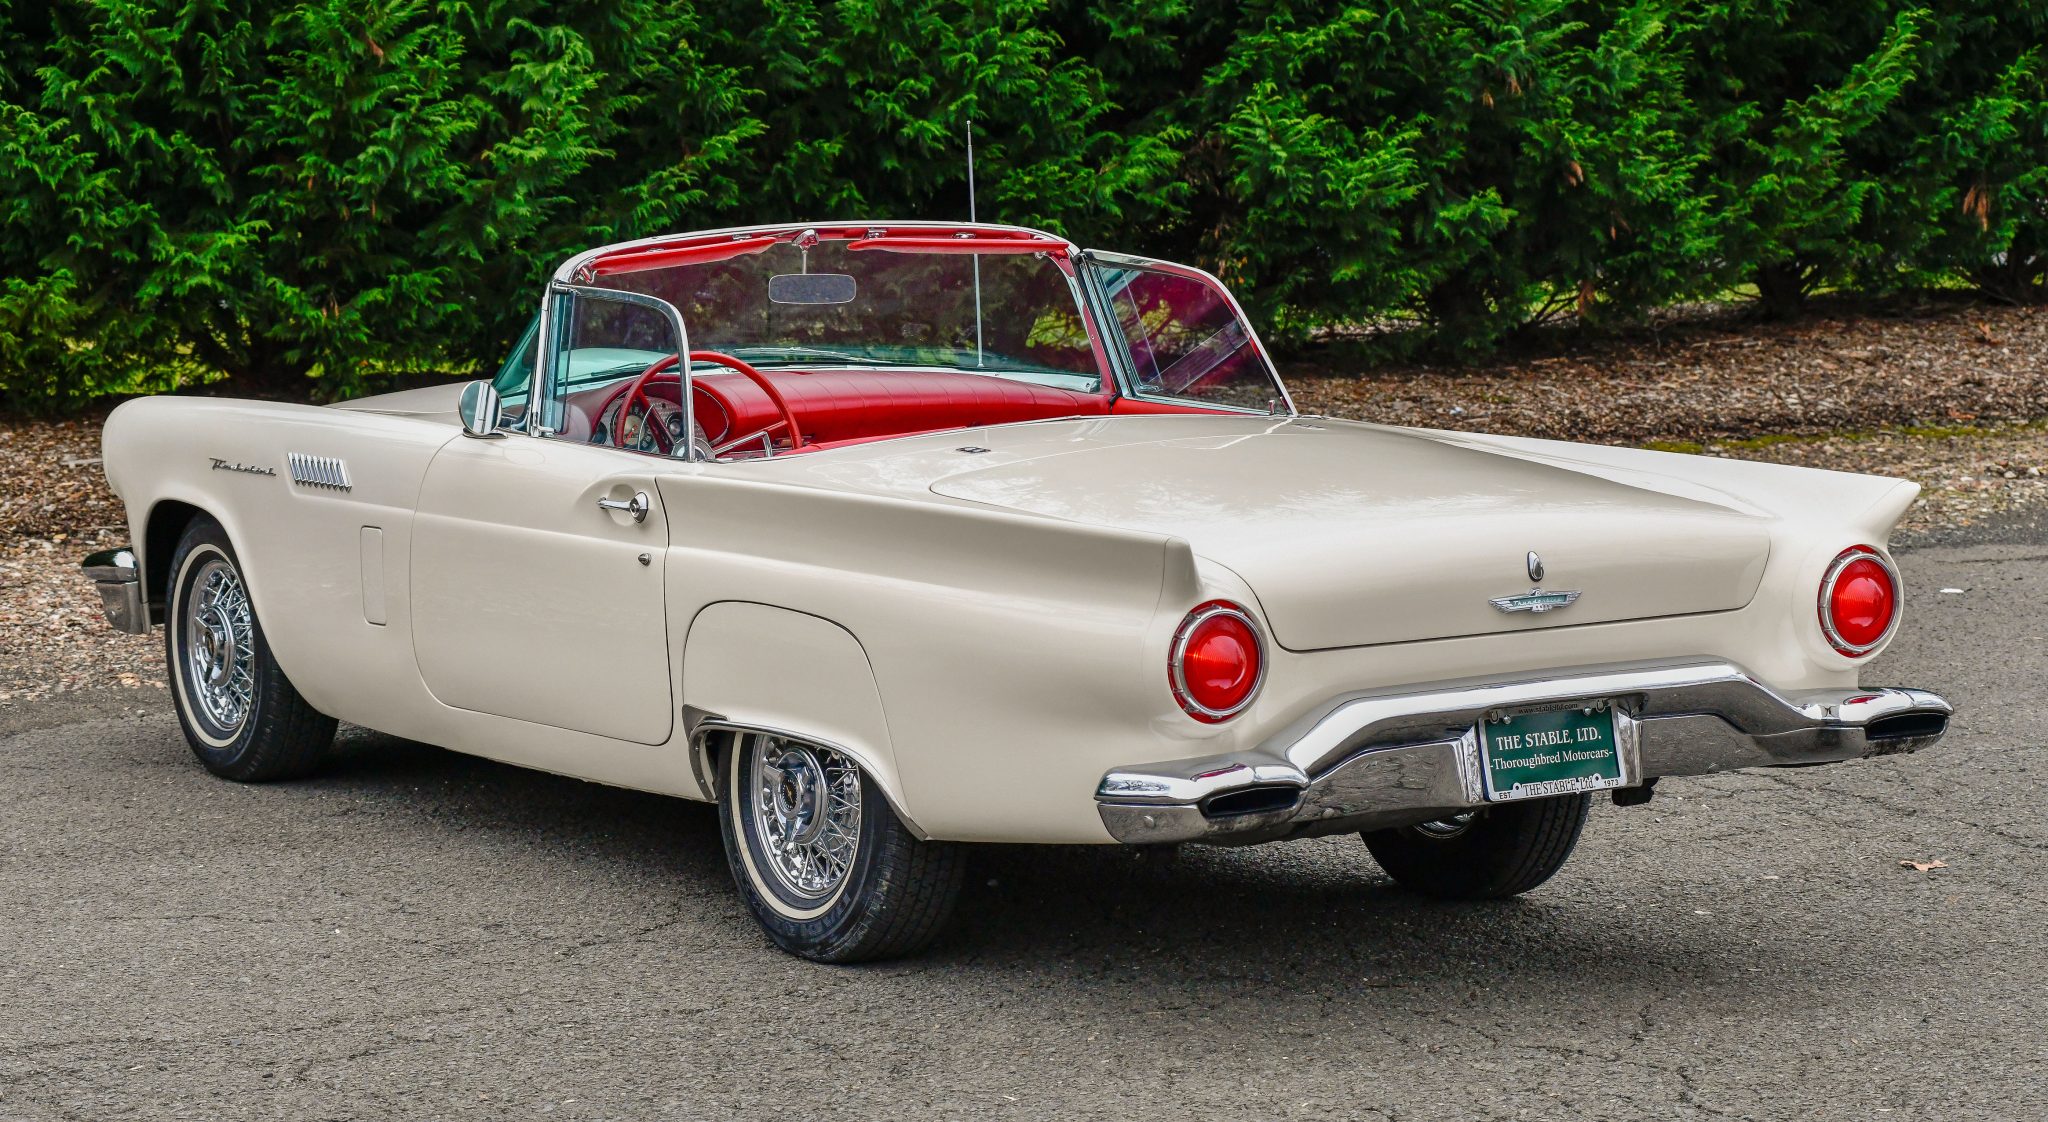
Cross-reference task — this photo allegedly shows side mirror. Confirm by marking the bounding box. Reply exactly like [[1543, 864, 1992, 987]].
[[457, 381, 504, 438]]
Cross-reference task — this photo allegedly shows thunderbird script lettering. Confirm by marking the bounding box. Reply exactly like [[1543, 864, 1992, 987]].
[[209, 457, 276, 477]]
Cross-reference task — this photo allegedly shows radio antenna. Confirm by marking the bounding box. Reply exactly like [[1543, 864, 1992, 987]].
[[967, 114, 985, 367]]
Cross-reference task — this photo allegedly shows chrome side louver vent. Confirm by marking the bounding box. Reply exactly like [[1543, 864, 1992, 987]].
[[288, 453, 352, 492]]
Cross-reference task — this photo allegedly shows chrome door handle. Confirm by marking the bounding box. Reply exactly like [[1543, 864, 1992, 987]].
[[596, 491, 650, 523]]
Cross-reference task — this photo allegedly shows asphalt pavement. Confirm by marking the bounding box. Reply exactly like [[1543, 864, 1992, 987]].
[[2, 521, 2044, 1121]]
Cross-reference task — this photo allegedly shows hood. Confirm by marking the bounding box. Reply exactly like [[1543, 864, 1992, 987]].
[[919, 416, 1771, 650]]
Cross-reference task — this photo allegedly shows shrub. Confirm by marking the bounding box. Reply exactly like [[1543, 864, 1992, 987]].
[[2, 0, 2044, 411]]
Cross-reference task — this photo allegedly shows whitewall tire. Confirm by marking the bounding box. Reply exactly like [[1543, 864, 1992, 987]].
[[165, 515, 337, 781], [718, 732, 964, 962]]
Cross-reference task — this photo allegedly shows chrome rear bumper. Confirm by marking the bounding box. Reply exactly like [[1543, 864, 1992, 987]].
[[81, 547, 151, 634], [1096, 659, 1951, 846]]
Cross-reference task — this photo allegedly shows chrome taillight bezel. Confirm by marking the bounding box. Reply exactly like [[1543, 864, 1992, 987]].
[[1169, 600, 1266, 722], [1818, 545, 1901, 657]]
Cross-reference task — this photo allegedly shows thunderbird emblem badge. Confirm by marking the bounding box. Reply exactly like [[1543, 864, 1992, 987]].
[[1492, 552, 1579, 614], [1491, 589, 1581, 614]]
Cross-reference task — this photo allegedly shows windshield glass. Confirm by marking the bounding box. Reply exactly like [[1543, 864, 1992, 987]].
[[588, 238, 1102, 393]]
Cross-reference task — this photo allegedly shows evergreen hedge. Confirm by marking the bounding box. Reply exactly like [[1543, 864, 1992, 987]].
[[2, 1, 2043, 409]]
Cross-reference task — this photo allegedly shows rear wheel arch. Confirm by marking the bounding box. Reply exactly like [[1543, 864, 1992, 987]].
[[680, 601, 920, 831]]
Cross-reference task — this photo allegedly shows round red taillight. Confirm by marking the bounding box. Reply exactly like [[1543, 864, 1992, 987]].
[[1819, 546, 1899, 656], [1170, 601, 1264, 722]]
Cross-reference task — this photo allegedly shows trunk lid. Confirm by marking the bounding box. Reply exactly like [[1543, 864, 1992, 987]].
[[925, 418, 1770, 650]]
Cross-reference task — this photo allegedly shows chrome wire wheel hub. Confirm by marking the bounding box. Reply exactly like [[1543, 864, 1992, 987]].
[[749, 737, 862, 901], [1413, 811, 1478, 839], [183, 559, 255, 734]]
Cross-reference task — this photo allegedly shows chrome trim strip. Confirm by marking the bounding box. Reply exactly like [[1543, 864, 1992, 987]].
[[79, 547, 150, 634], [1095, 658, 1952, 845]]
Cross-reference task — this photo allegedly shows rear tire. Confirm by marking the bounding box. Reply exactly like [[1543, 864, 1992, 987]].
[[165, 515, 337, 781], [719, 732, 964, 962], [1362, 794, 1591, 899]]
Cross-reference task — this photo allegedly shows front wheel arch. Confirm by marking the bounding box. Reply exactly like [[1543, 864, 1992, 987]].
[[163, 513, 337, 780], [143, 498, 208, 609]]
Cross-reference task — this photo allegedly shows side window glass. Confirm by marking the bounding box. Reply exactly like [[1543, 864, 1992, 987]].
[[490, 316, 540, 429], [1097, 265, 1282, 412], [542, 294, 685, 454]]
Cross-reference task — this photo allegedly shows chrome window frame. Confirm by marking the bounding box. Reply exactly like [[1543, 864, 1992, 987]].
[[528, 281, 696, 462], [1079, 249, 1298, 417]]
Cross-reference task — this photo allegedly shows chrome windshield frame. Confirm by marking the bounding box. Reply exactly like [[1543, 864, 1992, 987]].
[[547, 219, 1079, 290], [520, 221, 1300, 457]]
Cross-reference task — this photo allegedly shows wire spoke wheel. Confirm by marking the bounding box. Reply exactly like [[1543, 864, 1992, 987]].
[[747, 736, 863, 902], [164, 517, 336, 782], [718, 728, 966, 962], [182, 557, 256, 735]]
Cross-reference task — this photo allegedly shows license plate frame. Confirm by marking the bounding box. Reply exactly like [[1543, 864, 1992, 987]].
[[1478, 702, 1630, 803]]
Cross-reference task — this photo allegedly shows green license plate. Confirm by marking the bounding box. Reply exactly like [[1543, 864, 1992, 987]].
[[1479, 705, 1626, 802]]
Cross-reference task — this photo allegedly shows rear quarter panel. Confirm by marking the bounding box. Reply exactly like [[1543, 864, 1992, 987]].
[[665, 430, 1928, 843], [659, 473, 1210, 842]]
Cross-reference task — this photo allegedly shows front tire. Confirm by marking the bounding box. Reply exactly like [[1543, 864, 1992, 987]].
[[1362, 794, 1592, 899], [165, 516, 337, 781], [719, 732, 964, 962]]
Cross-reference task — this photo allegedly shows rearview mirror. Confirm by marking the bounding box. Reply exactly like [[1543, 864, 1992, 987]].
[[768, 272, 857, 305], [457, 381, 503, 438]]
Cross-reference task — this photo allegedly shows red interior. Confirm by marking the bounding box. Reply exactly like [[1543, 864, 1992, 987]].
[[560, 366, 1221, 452]]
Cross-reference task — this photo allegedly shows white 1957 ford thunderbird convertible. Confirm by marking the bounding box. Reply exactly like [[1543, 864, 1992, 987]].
[[85, 221, 1951, 961]]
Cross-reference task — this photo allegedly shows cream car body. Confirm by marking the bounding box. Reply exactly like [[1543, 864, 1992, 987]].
[[87, 221, 1950, 957]]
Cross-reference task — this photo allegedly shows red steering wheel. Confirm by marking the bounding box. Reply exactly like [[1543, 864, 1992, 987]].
[[596, 351, 807, 457]]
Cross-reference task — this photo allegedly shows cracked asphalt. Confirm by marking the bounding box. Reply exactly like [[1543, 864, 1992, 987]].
[[3, 522, 2043, 1121]]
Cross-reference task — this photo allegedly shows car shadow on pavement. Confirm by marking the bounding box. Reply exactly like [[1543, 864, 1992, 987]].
[[308, 725, 1821, 1009]]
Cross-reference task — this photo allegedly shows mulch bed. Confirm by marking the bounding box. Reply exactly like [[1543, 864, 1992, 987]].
[[5, 297, 2045, 705], [0, 420, 161, 703], [1281, 298, 2048, 444]]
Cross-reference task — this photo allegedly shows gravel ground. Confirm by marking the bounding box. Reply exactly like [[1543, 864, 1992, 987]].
[[5, 298, 2045, 704]]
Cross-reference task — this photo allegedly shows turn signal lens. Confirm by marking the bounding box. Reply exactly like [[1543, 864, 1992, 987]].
[[1170, 601, 1264, 722], [1819, 546, 1899, 656]]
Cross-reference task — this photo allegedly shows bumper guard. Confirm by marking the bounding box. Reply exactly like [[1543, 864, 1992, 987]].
[[1096, 659, 1951, 845], [81, 547, 152, 634]]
